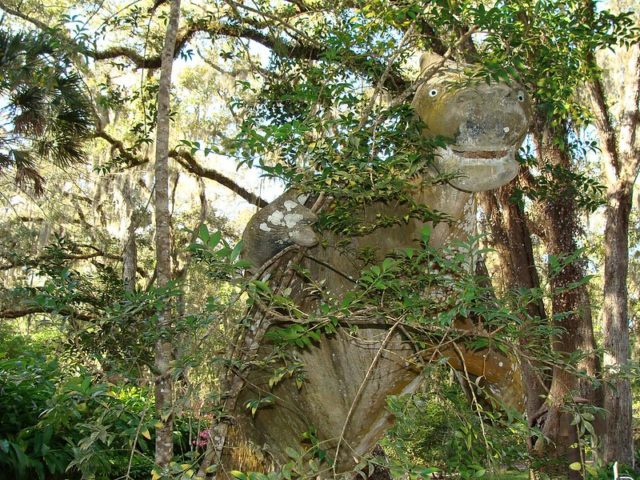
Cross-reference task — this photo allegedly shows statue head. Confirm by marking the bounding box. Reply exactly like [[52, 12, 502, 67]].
[[412, 52, 532, 192]]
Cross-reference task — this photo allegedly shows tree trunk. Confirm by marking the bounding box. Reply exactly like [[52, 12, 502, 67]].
[[586, 29, 639, 465], [122, 176, 137, 292], [533, 122, 598, 479], [602, 179, 634, 466], [480, 182, 549, 424], [153, 0, 181, 469]]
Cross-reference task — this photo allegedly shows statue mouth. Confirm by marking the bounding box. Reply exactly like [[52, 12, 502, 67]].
[[433, 146, 520, 191], [442, 146, 517, 165], [451, 149, 510, 159]]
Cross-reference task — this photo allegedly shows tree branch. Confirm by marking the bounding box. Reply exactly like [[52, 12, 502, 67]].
[[0, 305, 93, 321], [95, 130, 147, 167], [589, 77, 621, 176], [170, 150, 269, 208], [94, 131, 268, 207], [0, 0, 409, 91], [0, 248, 121, 271], [0, 0, 49, 30]]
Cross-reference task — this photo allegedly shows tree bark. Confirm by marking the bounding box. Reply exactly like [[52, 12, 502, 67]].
[[153, 0, 181, 469], [122, 176, 138, 292], [532, 121, 598, 479], [602, 179, 635, 466], [480, 182, 549, 424]]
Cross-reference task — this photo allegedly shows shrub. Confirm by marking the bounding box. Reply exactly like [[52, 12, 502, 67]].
[[0, 327, 196, 479]]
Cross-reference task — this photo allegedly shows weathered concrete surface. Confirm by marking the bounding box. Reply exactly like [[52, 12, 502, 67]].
[[242, 189, 317, 269], [232, 53, 532, 475]]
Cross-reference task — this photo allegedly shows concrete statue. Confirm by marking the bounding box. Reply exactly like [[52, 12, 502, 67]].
[[230, 51, 532, 475]]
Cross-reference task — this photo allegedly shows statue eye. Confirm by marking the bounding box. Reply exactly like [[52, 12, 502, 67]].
[[517, 91, 525, 102], [429, 88, 438, 97]]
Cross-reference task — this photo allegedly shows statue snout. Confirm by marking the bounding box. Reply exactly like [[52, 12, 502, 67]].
[[454, 85, 530, 151]]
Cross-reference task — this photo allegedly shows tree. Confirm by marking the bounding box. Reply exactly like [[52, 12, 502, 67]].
[[585, 0, 639, 465], [0, 29, 93, 193], [472, 1, 637, 474], [153, 0, 182, 470]]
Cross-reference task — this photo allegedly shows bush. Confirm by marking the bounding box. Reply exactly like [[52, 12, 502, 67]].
[[383, 367, 529, 479], [0, 327, 197, 479], [0, 327, 68, 478]]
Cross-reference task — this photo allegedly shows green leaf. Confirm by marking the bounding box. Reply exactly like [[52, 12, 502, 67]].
[[421, 225, 431, 243], [285, 447, 300, 459], [197, 224, 209, 242], [584, 421, 595, 435], [230, 240, 243, 261], [208, 230, 222, 249], [569, 462, 582, 471]]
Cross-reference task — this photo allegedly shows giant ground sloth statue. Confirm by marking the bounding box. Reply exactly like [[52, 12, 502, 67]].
[[227, 52, 532, 476]]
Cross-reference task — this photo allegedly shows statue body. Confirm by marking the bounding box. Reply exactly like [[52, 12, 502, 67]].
[[233, 53, 532, 474]]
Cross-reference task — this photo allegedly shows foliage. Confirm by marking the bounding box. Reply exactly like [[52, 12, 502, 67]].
[[384, 372, 530, 479], [453, 0, 638, 124], [0, 28, 93, 193], [0, 327, 64, 477], [189, 224, 251, 279], [0, 327, 201, 479]]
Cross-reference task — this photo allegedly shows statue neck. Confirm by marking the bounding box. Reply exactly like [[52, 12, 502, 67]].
[[415, 180, 476, 249]]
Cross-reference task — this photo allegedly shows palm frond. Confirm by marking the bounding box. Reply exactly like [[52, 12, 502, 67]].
[[0, 27, 94, 189], [10, 87, 48, 135]]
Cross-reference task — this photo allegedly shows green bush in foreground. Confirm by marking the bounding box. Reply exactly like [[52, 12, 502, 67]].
[[0, 327, 196, 479]]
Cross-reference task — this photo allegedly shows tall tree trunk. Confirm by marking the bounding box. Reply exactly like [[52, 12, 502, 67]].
[[533, 121, 598, 479], [480, 182, 549, 424], [122, 176, 137, 292], [153, 0, 181, 469], [602, 179, 634, 466], [584, 0, 639, 463]]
